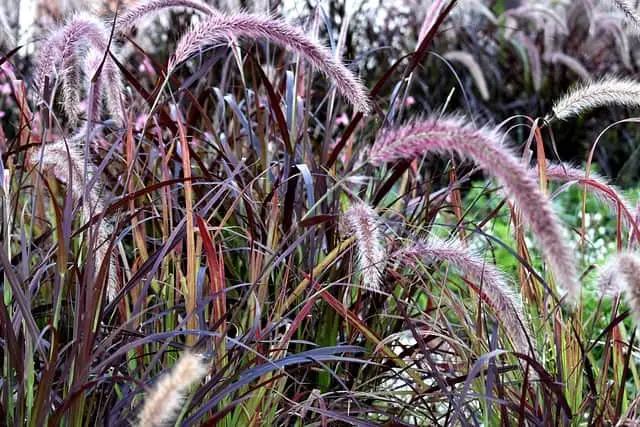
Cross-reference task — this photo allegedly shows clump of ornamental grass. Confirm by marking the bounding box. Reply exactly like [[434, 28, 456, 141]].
[[544, 162, 636, 228], [116, 0, 219, 34], [137, 351, 209, 427], [598, 251, 640, 323], [394, 237, 534, 358], [34, 12, 124, 125], [167, 11, 371, 113], [27, 133, 118, 300], [370, 115, 580, 305], [546, 77, 640, 122], [344, 202, 386, 291]]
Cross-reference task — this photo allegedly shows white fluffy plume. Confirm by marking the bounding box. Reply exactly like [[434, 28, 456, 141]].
[[344, 202, 386, 291], [137, 352, 209, 427], [548, 77, 640, 121]]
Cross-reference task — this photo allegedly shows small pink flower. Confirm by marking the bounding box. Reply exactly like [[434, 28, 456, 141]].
[[336, 112, 350, 126], [405, 96, 415, 106], [135, 114, 149, 130]]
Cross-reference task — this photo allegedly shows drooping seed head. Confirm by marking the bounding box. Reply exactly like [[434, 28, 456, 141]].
[[34, 12, 125, 124], [371, 115, 580, 305], [547, 77, 640, 122], [443, 50, 490, 101], [395, 237, 534, 357], [598, 251, 640, 323], [116, 0, 220, 35], [169, 12, 371, 113], [545, 162, 635, 228], [611, 0, 640, 32]]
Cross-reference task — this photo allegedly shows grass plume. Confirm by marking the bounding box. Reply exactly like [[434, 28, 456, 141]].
[[395, 237, 534, 357], [371, 115, 580, 305], [137, 351, 209, 427], [344, 202, 386, 291], [27, 133, 117, 300], [611, 0, 640, 31], [598, 251, 640, 323], [547, 77, 640, 122], [116, 0, 220, 34], [0, 5, 15, 48], [168, 12, 371, 113], [443, 50, 490, 101], [545, 162, 635, 223], [34, 12, 124, 123]]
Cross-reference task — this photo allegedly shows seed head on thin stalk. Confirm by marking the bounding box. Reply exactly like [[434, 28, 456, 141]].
[[137, 351, 209, 427], [27, 132, 118, 300], [547, 77, 640, 122], [344, 202, 386, 291], [598, 251, 640, 324], [169, 12, 371, 113], [34, 12, 125, 125], [116, 0, 220, 35], [395, 237, 535, 358], [371, 115, 580, 305], [544, 162, 635, 229]]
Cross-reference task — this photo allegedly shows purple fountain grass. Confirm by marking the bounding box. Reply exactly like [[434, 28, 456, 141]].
[[612, 0, 640, 31], [544, 162, 636, 229], [34, 12, 124, 124], [168, 12, 371, 114], [598, 251, 640, 323], [443, 50, 490, 101], [60, 61, 82, 127], [28, 134, 118, 300], [116, 0, 220, 34], [547, 77, 640, 122], [344, 202, 386, 291], [0, 6, 15, 48], [371, 115, 580, 305], [84, 49, 105, 124], [543, 51, 592, 82], [394, 237, 534, 357], [137, 351, 209, 427]]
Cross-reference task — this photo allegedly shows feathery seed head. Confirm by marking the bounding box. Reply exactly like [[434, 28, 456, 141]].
[[116, 0, 219, 35], [443, 50, 490, 101], [169, 12, 371, 113], [395, 237, 534, 357], [611, 0, 640, 32], [543, 52, 592, 82], [137, 351, 209, 427], [27, 131, 118, 300], [0, 6, 15, 48], [598, 251, 640, 323], [371, 115, 580, 305], [545, 162, 635, 228], [34, 12, 125, 124], [35, 12, 108, 96], [547, 77, 640, 122], [344, 202, 386, 291]]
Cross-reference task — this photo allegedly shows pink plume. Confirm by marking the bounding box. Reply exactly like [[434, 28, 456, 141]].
[[371, 115, 580, 305], [169, 12, 371, 113], [116, 0, 220, 34], [395, 237, 535, 357]]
